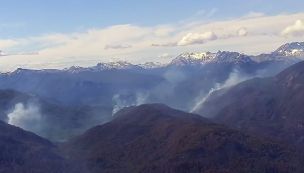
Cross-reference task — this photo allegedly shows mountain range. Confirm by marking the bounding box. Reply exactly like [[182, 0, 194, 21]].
[[0, 42, 302, 141], [0, 42, 304, 172], [0, 42, 303, 106]]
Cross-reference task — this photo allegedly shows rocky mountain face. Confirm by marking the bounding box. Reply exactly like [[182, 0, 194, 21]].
[[195, 61, 304, 149], [62, 104, 304, 173]]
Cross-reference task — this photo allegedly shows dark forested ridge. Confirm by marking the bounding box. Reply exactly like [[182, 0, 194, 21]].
[[0, 121, 73, 173], [196, 61, 304, 149], [62, 104, 304, 173]]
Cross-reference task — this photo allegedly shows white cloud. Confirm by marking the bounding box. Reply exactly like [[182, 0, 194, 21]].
[[237, 28, 248, 36], [0, 13, 304, 71], [158, 53, 172, 59], [153, 26, 175, 37], [0, 39, 19, 49], [104, 44, 132, 50], [177, 32, 218, 46], [282, 20, 304, 36]]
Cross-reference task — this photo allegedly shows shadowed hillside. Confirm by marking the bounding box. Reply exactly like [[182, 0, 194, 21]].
[[63, 104, 304, 173], [0, 121, 75, 173], [196, 61, 304, 148]]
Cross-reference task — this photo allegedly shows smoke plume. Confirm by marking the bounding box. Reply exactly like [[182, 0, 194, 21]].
[[190, 69, 252, 112], [111, 68, 187, 115], [7, 103, 42, 132], [112, 92, 148, 115]]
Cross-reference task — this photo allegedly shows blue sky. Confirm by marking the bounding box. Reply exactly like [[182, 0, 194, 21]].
[[1, 0, 304, 37], [0, 0, 304, 71]]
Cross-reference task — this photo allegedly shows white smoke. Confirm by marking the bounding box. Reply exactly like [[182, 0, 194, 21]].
[[111, 68, 187, 115], [7, 103, 42, 132], [190, 69, 252, 113], [112, 92, 148, 115], [135, 92, 149, 105], [163, 68, 186, 84]]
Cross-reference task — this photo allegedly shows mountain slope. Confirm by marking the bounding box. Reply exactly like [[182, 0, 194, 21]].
[[0, 68, 164, 106], [63, 104, 304, 173], [0, 89, 112, 141], [196, 61, 304, 148], [0, 120, 72, 173]]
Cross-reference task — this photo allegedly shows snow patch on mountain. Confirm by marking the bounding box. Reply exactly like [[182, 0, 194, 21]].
[[274, 42, 304, 57], [170, 51, 253, 66], [170, 52, 216, 66], [5, 42, 304, 74]]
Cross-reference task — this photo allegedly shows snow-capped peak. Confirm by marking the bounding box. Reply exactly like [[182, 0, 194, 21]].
[[274, 42, 304, 57], [138, 62, 164, 69], [65, 61, 165, 73], [97, 61, 137, 70], [214, 51, 253, 64], [170, 52, 216, 66], [179, 52, 215, 60], [170, 51, 253, 66]]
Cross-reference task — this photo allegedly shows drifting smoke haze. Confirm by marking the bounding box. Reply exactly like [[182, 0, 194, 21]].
[[3, 62, 290, 141], [112, 92, 149, 115], [190, 69, 253, 113], [7, 103, 42, 132], [111, 68, 188, 115], [163, 68, 187, 84], [147, 68, 187, 103], [110, 67, 266, 115]]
